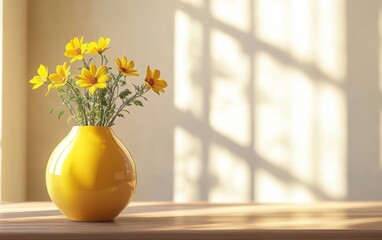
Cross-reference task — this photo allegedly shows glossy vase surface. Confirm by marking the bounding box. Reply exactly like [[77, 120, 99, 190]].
[[46, 126, 137, 221]]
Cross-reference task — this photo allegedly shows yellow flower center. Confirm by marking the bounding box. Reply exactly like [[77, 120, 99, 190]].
[[90, 77, 98, 84], [76, 48, 81, 55], [120, 67, 128, 73]]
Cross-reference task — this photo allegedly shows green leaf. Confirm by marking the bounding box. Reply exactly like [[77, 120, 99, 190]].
[[99, 88, 106, 96], [101, 99, 108, 106], [133, 100, 143, 107], [119, 89, 132, 99], [50, 108, 55, 114], [58, 111, 65, 119]]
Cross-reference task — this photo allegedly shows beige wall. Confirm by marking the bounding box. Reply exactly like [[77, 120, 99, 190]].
[[18, 0, 382, 202], [1, 0, 27, 201]]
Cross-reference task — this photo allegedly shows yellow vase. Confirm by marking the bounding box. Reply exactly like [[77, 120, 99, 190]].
[[46, 126, 137, 221]]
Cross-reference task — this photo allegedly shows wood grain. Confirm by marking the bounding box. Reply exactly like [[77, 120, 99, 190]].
[[1, 202, 382, 239]]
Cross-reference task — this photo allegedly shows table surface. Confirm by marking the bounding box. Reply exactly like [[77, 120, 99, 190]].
[[1, 202, 382, 240]]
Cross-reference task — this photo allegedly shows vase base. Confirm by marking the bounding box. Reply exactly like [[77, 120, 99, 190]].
[[68, 218, 116, 222]]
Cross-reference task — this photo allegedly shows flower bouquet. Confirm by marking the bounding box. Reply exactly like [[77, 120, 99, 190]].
[[29, 36, 167, 126]]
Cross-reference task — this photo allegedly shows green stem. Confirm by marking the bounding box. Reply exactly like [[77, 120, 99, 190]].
[[103, 72, 122, 125], [100, 53, 104, 65], [99, 99, 104, 126], [67, 81, 88, 125], [58, 88, 78, 125], [82, 58, 88, 69], [107, 92, 142, 126], [92, 92, 97, 125]]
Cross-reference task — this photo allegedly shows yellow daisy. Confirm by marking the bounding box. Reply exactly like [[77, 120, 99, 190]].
[[87, 37, 110, 54], [115, 57, 139, 76], [29, 65, 48, 90], [75, 64, 110, 95], [64, 37, 87, 63], [46, 62, 71, 95], [145, 66, 167, 95]]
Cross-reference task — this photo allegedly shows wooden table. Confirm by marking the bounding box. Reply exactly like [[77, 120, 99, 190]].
[[1, 202, 382, 239]]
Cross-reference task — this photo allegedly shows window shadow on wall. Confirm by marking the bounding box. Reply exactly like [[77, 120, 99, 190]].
[[171, 0, 382, 202]]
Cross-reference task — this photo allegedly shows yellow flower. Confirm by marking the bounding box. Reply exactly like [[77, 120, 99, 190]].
[[46, 62, 71, 95], [29, 65, 48, 90], [87, 37, 110, 54], [145, 66, 167, 95], [75, 64, 110, 95], [115, 57, 139, 76], [64, 37, 87, 63]]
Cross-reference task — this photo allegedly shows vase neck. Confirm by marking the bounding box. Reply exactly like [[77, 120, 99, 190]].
[[71, 126, 113, 136]]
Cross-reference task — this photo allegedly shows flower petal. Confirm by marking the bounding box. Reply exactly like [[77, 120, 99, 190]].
[[88, 85, 97, 95], [104, 38, 110, 47], [30, 76, 41, 84], [115, 58, 122, 68], [65, 50, 78, 58], [126, 61, 134, 70], [96, 83, 107, 89], [32, 82, 44, 90], [98, 37, 104, 47], [121, 56, 127, 66], [127, 71, 139, 76], [89, 64, 97, 75], [156, 79, 168, 88], [81, 68, 92, 79], [38, 65, 48, 77], [152, 87, 160, 95], [97, 74, 110, 83], [146, 66, 151, 79], [96, 65, 107, 78], [153, 69, 160, 80], [49, 73, 62, 83]]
